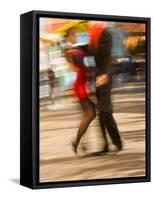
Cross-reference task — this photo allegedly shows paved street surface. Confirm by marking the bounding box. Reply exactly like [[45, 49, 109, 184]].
[[39, 85, 146, 183]]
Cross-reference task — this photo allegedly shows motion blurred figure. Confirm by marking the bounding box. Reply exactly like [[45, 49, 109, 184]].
[[48, 67, 55, 104], [65, 49, 96, 154], [89, 22, 124, 152]]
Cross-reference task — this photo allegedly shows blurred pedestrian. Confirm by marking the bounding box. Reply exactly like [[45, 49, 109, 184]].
[[48, 66, 55, 104]]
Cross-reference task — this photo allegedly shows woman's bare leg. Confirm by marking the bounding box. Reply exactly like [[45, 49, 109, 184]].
[[72, 99, 96, 153]]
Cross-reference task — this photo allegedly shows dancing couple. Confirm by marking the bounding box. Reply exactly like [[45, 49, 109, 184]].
[[64, 24, 123, 154]]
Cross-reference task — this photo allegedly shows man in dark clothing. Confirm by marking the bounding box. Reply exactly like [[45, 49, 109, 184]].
[[91, 26, 123, 152]]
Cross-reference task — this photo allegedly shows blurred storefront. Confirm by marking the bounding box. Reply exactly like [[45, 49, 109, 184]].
[[39, 19, 89, 101]]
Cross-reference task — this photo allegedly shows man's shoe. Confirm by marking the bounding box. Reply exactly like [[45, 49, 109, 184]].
[[116, 143, 123, 151]]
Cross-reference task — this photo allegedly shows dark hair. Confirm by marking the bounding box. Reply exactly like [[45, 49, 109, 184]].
[[63, 28, 76, 38], [65, 49, 87, 68]]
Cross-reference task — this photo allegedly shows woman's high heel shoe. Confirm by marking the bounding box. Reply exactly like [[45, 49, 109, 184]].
[[71, 140, 78, 154]]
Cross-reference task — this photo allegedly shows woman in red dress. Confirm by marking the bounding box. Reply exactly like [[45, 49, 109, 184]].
[[65, 49, 96, 153]]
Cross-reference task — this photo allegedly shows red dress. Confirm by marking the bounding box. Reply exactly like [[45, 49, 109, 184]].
[[74, 68, 88, 100], [65, 48, 88, 100]]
